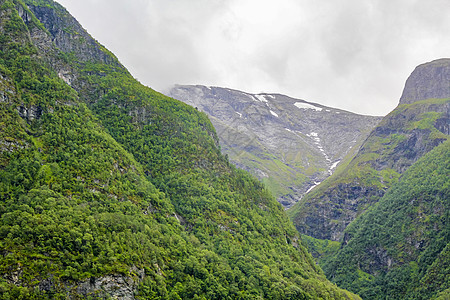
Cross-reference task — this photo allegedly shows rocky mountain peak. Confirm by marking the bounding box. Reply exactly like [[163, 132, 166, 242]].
[[399, 58, 450, 105], [24, 1, 122, 68], [168, 85, 382, 208]]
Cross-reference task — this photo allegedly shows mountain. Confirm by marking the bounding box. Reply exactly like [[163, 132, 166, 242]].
[[288, 58, 449, 299], [399, 58, 450, 105], [289, 58, 449, 241], [0, 0, 359, 299], [324, 140, 449, 299], [168, 85, 381, 208]]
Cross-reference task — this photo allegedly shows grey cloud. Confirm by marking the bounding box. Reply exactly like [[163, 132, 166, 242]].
[[57, 0, 449, 115]]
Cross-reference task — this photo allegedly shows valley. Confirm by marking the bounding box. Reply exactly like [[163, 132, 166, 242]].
[[0, 0, 448, 299]]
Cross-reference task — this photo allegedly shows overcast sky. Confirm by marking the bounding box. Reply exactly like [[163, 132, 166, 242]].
[[56, 0, 449, 116]]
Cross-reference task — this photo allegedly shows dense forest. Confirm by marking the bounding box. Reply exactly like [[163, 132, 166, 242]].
[[0, 0, 359, 298], [288, 57, 449, 299], [324, 140, 449, 299]]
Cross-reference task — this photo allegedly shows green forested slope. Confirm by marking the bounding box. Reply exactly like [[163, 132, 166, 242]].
[[0, 0, 359, 298], [289, 97, 449, 242], [323, 140, 449, 299]]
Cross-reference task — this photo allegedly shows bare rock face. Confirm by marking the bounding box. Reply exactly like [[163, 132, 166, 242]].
[[399, 58, 450, 105], [26, 4, 119, 66], [34, 271, 144, 300], [17, 105, 43, 122], [301, 183, 385, 241], [168, 86, 382, 208], [74, 272, 143, 300]]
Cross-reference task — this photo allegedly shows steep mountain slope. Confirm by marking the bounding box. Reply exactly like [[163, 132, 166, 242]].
[[324, 140, 449, 299], [399, 58, 450, 104], [168, 85, 381, 207], [0, 0, 359, 299], [289, 58, 449, 241]]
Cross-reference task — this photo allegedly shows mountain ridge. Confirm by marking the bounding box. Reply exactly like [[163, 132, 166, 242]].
[[399, 58, 450, 105], [289, 59, 449, 241], [0, 0, 360, 298], [168, 84, 382, 208], [288, 58, 449, 299]]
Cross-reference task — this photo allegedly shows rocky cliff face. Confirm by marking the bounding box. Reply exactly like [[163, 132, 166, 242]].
[[0, 1, 361, 299], [168, 86, 382, 207], [323, 140, 450, 300], [399, 58, 450, 105], [289, 59, 450, 241], [25, 2, 120, 66]]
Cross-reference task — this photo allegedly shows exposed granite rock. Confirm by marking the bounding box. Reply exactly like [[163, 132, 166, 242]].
[[32, 270, 144, 300], [169, 85, 382, 208], [17, 104, 43, 122], [399, 58, 450, 105], [73, 271, 144, 300], [357, 99, 450, 173], [16, 1, 127, 96], [26, 3, 119, 66], [0, 72, 15, 104], [302, 183, 385, 241]]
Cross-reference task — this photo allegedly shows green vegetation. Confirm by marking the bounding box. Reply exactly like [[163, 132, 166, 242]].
[[231, 149, 309, 200], [215, 124, 313, 202], [323, 141, 450, 299], [0, 0, 360, 298], [301, 235, 340, 268], [288, 96, 449, 240], [287, 57, 449, 299]]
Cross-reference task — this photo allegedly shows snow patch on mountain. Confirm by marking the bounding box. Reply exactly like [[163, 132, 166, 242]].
[[330, 160, 340, 171], [248, 95, 258, 102], [306, 181, 322, 194], [307, 132, 335, 164], [168, 84, 383, 208], [255, 95, 269, 103], [294, 102, 323, 111], [307, 132, 321, 143]]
